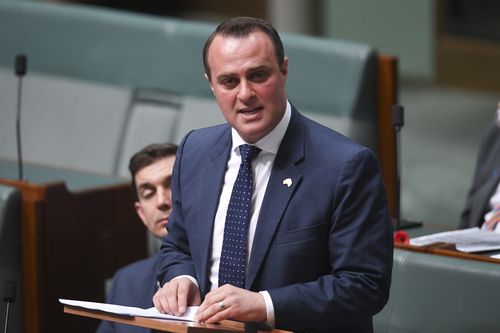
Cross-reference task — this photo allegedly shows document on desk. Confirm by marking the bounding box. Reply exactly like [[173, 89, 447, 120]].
[[59, 298, 197, 322], [409, 227, 500, 253]]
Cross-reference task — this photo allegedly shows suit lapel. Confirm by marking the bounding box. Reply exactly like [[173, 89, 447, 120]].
[[194, 129, 231, 294], [246, 109, 305, 289]]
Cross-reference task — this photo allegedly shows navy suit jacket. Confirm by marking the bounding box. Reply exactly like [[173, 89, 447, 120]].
[[460, 121, 500, 228], [96, 255, 158, 333], [158, 107, 393, 333]]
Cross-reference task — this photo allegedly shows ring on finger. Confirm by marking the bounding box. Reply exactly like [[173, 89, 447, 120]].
[[218, 301, 225, 310]]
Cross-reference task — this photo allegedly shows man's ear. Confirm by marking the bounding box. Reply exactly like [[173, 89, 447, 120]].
[[205, 73, 215, 94], [281, 56, 289, 77], [134, 201, 148, 228]]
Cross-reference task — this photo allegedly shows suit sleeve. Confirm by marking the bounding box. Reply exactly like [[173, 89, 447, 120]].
[[268, 148, 393, 332], [157, 133, 198, 285], [459, 122, 497, 228]]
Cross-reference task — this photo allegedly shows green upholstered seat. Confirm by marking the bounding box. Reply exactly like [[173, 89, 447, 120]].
[[0, 1, 378, 177], [374, 249, 500, 333]]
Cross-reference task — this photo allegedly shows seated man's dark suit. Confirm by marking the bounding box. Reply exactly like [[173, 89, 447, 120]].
[[158, 107, 393, 333], [96, 255, 158, 333], [460, 121, 500, 228]]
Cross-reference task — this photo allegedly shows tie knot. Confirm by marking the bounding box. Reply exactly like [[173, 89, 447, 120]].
[[239, 144, 261, 164]]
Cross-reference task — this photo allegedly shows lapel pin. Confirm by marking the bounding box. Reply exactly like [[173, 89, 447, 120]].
[[282, 178, 292, 187]]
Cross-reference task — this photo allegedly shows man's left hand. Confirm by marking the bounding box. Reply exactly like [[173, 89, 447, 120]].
[[195, 284, 267, 324]]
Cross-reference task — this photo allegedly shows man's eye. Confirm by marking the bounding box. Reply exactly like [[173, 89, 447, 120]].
[[250, 71, 269, 82], [141, 190, 154, 199], [220, 78, 238, 88]]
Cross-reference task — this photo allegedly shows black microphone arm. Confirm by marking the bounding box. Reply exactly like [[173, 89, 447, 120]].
[[15, 54, 27, 181], [3, 280, 17, 333], [391, 105, 422, 230]]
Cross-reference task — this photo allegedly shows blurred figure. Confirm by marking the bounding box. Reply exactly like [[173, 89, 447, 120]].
[[96, 143, 177, 333], [460, 103, 500, 232]]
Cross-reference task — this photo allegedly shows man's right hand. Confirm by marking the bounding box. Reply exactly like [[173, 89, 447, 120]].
[[153, 277, 201, 316]]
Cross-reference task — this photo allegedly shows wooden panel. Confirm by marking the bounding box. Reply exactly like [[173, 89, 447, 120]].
[[0, 178, 147, 333], [437, 35, 500, 91], [0, 178, 46, 333], [377, 55, 398, 219]]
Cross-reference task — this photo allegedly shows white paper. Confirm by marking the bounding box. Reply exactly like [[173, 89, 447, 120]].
[[409, 227, 500, 253], [59, 298, 197, 322], [491, 253, 500, 259]]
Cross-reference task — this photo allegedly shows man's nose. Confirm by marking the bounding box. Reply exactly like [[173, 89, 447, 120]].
[[238, 80, 255, 101], [157, 188, 171, 208]]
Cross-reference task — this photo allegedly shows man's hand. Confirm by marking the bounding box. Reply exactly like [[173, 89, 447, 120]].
[[484, 205, 500, 231], [195, 284, 266, 324], [153, 277, 201, 316]]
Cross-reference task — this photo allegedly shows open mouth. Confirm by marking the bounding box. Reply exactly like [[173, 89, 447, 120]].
[[239, 106, 262, 115]]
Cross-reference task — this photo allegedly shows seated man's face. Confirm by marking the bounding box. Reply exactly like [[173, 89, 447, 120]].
[[134, 155, 175, 239]]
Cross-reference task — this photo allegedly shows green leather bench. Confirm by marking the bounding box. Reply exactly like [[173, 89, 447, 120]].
[[0, 0, 379, 178], [374, 249, 500, 333]]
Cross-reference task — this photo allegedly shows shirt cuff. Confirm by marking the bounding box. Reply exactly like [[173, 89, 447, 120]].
[[259, 290, 275, 328], [171, 275, 199, 288]]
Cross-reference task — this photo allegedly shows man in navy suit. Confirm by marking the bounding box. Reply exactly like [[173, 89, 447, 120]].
[[153, 17, 393, 333], [96, 143, 177, 333]]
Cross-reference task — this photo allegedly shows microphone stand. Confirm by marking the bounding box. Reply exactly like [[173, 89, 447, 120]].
[[392, 105, 422, 231], [15, 55, 27, 181], [3, 280, 16, 333]]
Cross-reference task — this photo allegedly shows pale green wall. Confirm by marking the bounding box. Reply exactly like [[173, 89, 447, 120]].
[[321, 0, 435, 80]]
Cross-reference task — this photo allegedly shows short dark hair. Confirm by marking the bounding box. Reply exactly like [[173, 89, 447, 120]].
[[203, 16, 285, 80], [128, 143, 178, 200]]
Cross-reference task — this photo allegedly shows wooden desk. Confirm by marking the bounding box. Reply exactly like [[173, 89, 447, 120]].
[[396, 223, 500, 264], [0, 161, 148, 333], [395, 242, 500, 264], [63, 305, 292, 333]]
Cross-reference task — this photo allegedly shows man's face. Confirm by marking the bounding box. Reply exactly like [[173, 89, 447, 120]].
[[206, 31, 288, 144], [134, 155, 175, 239]]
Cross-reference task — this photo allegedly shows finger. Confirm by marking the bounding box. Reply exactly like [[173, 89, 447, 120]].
[[485, 214, 500, 230], [196, 299, 229, 323], [203, 305, 230, 324], [153, 286, 172, 314], [165, 282, 180, 316], [152, 290, 163, 312], [176, 280, 192, 315], [198, 285, 227, 312]]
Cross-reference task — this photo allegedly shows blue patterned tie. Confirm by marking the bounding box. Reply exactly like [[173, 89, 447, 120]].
[[219, 144, 261, 288]]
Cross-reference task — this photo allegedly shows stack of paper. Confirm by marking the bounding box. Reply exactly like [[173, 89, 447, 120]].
[[410, 227, 500, 253], [59, 299, 197, 322]]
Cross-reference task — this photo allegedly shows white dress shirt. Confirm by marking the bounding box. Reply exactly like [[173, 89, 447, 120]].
[[208, 101, 291, 326]]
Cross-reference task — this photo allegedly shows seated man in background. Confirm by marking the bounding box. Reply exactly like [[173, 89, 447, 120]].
[[460, 102, 500, 232], [97, 143, 177, 333]]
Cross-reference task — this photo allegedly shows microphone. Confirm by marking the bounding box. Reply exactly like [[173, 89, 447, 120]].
[[15, 55, 27, 181], [3, 280, 17, 333], [391, 105, 422, 233]]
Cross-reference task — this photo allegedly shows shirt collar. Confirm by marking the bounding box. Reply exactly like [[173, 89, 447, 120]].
[[231, 100, 291, 154]]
